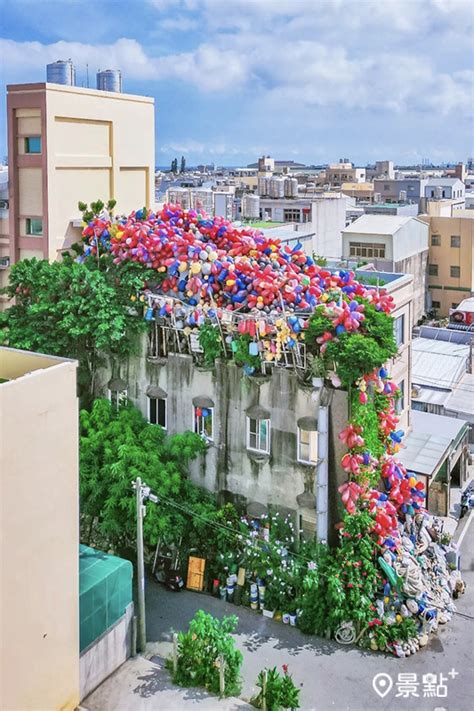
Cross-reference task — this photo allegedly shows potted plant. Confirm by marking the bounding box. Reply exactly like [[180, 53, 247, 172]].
[[262, 584, 278, 618]]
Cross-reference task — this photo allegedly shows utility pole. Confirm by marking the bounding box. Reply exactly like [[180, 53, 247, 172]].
[[134, 477, 146, 652]]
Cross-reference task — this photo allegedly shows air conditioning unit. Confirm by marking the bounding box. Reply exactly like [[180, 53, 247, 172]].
[[0, 256, 10, 269], [0, 199, 9, 210]]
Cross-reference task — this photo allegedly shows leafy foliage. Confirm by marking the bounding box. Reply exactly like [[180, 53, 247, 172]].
[[80, 399, 208, 551], [198, 323, 224, 366], [170, 611, 242, 696], [252, 666, 300, 710], [232, 334, 261, 369], [1, 257, 145, 405]]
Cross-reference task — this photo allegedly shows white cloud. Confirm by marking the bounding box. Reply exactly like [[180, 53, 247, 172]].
[[0, 37, 153, 82]]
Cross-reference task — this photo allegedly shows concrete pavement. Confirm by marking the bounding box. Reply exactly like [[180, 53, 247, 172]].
[[145, 515, 474, 711], [82, 655, 252, 710], [83, 514, 474, 710]]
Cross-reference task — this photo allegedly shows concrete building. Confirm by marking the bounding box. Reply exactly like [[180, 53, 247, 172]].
[[0, 167, 9, 306], [424, 178, 465, 201], [7, 82, 154, 264], [363, 202, 419, 217], [373, 177, 427, 206], [340, 182, 374, 202], [253, 196, 346, 257], [0, 347, 79, 711], [102, 269, 414, 540], [342, 215, 429, 322], [418, 213, 474, 317], [375, 160, 394, 179], [325, 161, 366, 186]]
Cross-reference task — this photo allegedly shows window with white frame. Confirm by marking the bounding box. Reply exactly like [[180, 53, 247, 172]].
[[194, 405, 214, 441], [297, 423, 318, 465], [393, 314, 405, 347], [247, 416, 270, 454], [149, 396, 167, 428]]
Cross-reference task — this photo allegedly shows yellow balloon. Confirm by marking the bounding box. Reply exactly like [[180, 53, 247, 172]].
[[190, 262, 201, 274], [178, 262, 188, 272]]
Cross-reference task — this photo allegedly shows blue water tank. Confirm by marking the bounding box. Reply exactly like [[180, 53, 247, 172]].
[[96, 69, 122, 93], [46, 60, 75, 86]]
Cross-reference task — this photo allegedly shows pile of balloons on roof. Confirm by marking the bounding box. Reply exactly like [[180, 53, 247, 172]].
[[80, 205, 394, 319]]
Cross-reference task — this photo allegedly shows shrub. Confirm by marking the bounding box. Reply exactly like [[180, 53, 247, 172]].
[[171, 611, 242, 697], [251, 666, 300, 710]]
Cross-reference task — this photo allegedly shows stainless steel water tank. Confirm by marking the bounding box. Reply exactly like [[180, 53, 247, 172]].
[[46, 60, 75, 86], [96, 69, 122, 93]]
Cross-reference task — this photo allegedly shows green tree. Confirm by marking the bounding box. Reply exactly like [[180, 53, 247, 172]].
[[1, 257, 145, 405], [79, 399, 208, 552]]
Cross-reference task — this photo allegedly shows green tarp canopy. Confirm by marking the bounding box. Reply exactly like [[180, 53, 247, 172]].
[[79, 544, 133, 652]]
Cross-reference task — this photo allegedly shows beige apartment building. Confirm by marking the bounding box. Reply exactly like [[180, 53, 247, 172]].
[[7, 82, 155, 265], [419, 214, 474, 316], [0, 348, 79, 711]]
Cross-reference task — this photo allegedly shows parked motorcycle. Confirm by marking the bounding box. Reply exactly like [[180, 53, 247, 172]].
[[151, 541, 184, 591], [460, 483, 474, 518]]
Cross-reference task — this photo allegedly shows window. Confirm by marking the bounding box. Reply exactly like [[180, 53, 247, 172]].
[[393, 314, 405, 347], [24, 136, 41, 154], [283, 208, 301, 222], [247, 417, 270, 454], [26, 218, 43, 236], [428, 264, 438, 276], [450, 266, 460, 278], [451, 235, 460, 248], [384, 184, 390, 191], [194, 406, 214, 441], [395, 380, 405, 415], [349, 242, 385, 259], [149, 397, 167, 429], [297, 419, 318, 465], [431, 234, 441, 246], [432, 300, 441, 309]]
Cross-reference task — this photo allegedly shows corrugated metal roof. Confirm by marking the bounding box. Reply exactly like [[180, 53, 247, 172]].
[[399, 410, 467, 476], [342, 214, 418, 236], [412, 387, 449, 406], [412, 338, 469, 389], [444, 373, 474, 417]]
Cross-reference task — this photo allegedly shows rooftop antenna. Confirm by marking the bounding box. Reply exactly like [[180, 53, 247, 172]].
[[86, 63, 89, 88]]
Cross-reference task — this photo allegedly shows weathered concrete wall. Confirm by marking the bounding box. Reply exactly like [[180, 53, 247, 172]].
[[103, 336, 322, 528], [80, 602, 134, 701]]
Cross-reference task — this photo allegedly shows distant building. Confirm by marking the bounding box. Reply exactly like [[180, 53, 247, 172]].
[[373, 177, 428, 207], [424, 178, 465, 201], [375, 160, 394, 179], [363, 202, 418, 217], [418, 213, 474, 316], [7, 82, 155, 265], [0, 348, 79, 711], [325, 161, 366, 186], [342, 215, 429, 321], [340, 182, 374, 202]]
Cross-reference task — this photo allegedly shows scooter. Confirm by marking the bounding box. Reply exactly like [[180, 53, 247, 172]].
[[460, 483, 474, 518], [151, 540, 184, 591]]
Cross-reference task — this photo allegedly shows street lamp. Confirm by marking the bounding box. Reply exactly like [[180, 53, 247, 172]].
[[131, 477, 159, 653]]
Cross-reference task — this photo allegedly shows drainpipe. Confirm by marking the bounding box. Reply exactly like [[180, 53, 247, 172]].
[[315, 383, 331, 543]]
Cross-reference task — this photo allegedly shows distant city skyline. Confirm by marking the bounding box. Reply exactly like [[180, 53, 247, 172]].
[[1, 0, 473, 165]]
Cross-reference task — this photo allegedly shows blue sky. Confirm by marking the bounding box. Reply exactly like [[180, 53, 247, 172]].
[[1, 0, 473, 166]]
